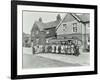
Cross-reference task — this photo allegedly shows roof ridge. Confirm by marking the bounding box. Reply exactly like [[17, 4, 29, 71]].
[[70, 13, 81, 22]]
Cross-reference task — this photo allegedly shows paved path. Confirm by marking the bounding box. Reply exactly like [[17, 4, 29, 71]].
[[37, 53, 89, 66], [23, 54, 81, 69], [23, 47, 89, 69]]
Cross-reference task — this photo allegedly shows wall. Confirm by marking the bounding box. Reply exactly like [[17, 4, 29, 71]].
[[81, 23, 90, 34], [57, 20, 82, 35], [57, 19, 82, 43], [45, 28, 56, 38]]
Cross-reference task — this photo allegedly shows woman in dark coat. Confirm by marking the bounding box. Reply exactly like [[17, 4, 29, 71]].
[[32, 46, 35, 54], [47, 45, 52, 53], [42, 45, 45, 53], [58, 45, 61, 54], [74, 45, 80, 56]]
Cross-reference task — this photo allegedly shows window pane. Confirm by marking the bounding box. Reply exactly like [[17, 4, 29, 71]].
[[63, 24, 67, 31], [46, 31, 49, 34], [63, 24, 66, 26], [73, 23, 77, 32], [73, 23, 77, 27]]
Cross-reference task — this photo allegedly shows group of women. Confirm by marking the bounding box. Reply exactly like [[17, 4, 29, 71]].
[[32, 40, 80, 56]]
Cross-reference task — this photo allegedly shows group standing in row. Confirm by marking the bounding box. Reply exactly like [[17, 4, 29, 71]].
[[32, 40, 80, 56]]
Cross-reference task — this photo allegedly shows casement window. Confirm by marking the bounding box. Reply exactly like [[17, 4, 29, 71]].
[[46, 31, 49, 34], [73, 23, 77, 32], [88, 36, 90, 42], [46, 39, 49, 43], [88, 39, 90, 42], [63, 23, 67, 27], [63, 23, 67, 31]]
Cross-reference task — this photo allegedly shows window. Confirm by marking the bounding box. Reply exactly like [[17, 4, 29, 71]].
[[88, 36, 90, 42], [36, 30, 39, 34], [63, 24, 67, 27], [36, 39, 39, 44], [46, 31, 49, 34], [73, 23, 77, 32], [88, 39, 90, 42], [46, 39, 49, 43], [63, 23, 67, 31]]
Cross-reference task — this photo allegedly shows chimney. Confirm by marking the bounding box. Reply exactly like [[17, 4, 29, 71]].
[[39, 17, 42, 22], [57, 14, 61, 21]]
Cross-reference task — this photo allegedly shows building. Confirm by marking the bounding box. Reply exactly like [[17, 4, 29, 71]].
[[23, 32, 31, 47], [31, 14, 61, 46], [56, 13, 90, 51], [31, 13, 90, 51]]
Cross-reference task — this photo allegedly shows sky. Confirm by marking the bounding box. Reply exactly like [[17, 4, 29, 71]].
[[23, 11, 66, 34]]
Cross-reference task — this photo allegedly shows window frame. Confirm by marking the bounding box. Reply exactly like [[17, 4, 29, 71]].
[[73, 23, 77, 32]]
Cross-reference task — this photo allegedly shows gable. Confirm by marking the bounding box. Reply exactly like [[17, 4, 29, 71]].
[[63, 13, 77, 22], [76, 14, 90, 22], [56, 13, 90, 31], [56, 13, 79, 30], [56, 20, 81, 35]]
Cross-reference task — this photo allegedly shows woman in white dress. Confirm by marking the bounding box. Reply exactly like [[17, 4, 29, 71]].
[[61, 45, 65, 54], [71, 43, 75, 55], [56, 45, 59, 53]]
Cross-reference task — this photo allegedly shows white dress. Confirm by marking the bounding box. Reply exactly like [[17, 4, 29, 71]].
[[51, 45, 55, 53], [61, 45, 65, 53], [56, 45, 59, 53]]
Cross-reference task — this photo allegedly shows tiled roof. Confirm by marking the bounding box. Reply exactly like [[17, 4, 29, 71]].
[[44, 20, 60, 29], [62, 13, 90, 23], [76, 14, 90, 22], [33, 20, 61, 31], [34, 21, 46, 31], [63, 13, 76, 22]]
